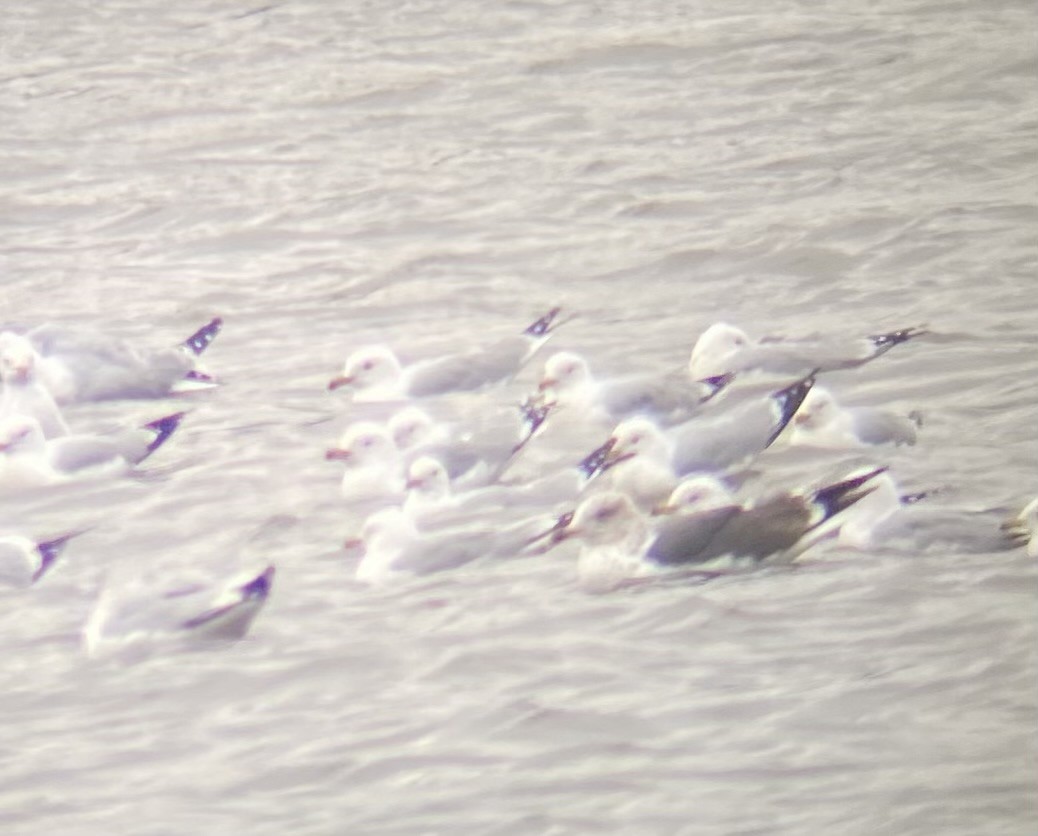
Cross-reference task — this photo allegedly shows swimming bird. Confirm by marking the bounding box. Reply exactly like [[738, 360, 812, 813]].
[[579, 371, 815, 510], [83, 565, 275, 656], [402, 454, 578, 527], [688, 322, 926, 380], [14, 317, 222, 403], [0, 532, 76, 587], [0, 411, 184, 493], [540, 468, 885, 592], [786, 385, 920, 448], [535, 350, 728, 427], [326, 421, 405, 501], [0, 331, 69, 439], [348, 506, 544, 585], [386, 404, 527, 487], [327, 307, 565, 400]]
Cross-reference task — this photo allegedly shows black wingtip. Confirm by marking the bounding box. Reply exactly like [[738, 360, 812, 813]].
[[240, 565, 275, 600], [519, 395, 554, 437], [578, 438, 615, 479], [812, 466, 889, 520], [765, 369, 818, 447], [867, 325, 927, 355], [33, 534, 77, 583], [182, 369, 217, 385], [523, 510, 576, 551], [141, 411, 187, 459], [699, 371, 736, 402], [182, 317, 223, 356], [523, 307, 562, 337]]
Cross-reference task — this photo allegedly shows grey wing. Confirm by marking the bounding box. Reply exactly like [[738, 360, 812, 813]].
[[696, 495, 812, 560], [669, 407, 772, 474], [850, 407, 918, 446], [730, 344, 820, 375], [408, 337, 529, 397], [646, 506, 743, 566], [600, 374, 708, 423], [738, 338, 867, 375], [47, 435, 123, 473], [397, 532, 489, 575], [31, 326, 191, 400]]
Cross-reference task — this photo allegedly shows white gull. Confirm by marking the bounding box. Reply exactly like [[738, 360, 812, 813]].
[[327, 307, 565, 401], [688, 321, 926, 380], [536, 350, 728, 427], [13, 317, 222, 403], [0, 411, 184, 493], [348, 506, 544, 585], [326, 421, 405, 502], [579, 371, 815, 510], [0, 332, 70, 439], [402, 454, 578, 527], [0, 532, 76, 587], [83, 565, 275, 657], [786, 385, 920, 448]]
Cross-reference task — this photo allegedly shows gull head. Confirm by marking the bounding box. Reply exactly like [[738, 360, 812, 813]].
[[388, 406, 436, 451], [538, 351, 591, 399], [578, 417, 664, 480], [328, 345, 403, 393], [325, 422, 396, 468], [653, 475, 735, 516], [405, 455, 451, 502], [0, 333, 38, 386], [0, 414, 45, 454], [609, 417, 669, 463], [792, 386, 839, 433], [688, 322, 752, 379], [557, 492, 643, 549]]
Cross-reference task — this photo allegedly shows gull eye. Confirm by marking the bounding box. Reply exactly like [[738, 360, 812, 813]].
[[362, 360, 375, 371]]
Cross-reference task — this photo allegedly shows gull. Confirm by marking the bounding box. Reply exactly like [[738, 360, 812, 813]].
[[347, 506, 545, 585], [402, 454, 578, 527], [327, 307, 566, 400], [11, 317, 222, 403], [797, 478, 1036, 557], [83, 565, 275, 656], [0, 331, 69, 439], [1002, 499, 1038, 558], [535, 350, 729, 427], [0, 532, 76, 587], [579, 371, 815, 510], [688, 322, 927, 380], [648, 470, 903, 556], [540, 468, 885, 593], [0, 411, 184, 493], [386, 405, 526, 487], [326, 421, 405, 502], [786, 385, 920, 448]]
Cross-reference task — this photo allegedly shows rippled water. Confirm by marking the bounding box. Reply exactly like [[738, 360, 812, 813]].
[[2, 1, 1035, 833]]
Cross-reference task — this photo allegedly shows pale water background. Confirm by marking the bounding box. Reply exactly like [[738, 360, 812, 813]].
[[1, 1, 1036, 833]]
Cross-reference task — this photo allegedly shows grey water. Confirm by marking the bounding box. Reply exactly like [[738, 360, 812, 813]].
[[1, 1, 1036, 833]]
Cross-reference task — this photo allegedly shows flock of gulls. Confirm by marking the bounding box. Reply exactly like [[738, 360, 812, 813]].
[[1, 309, 1035, 653]]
